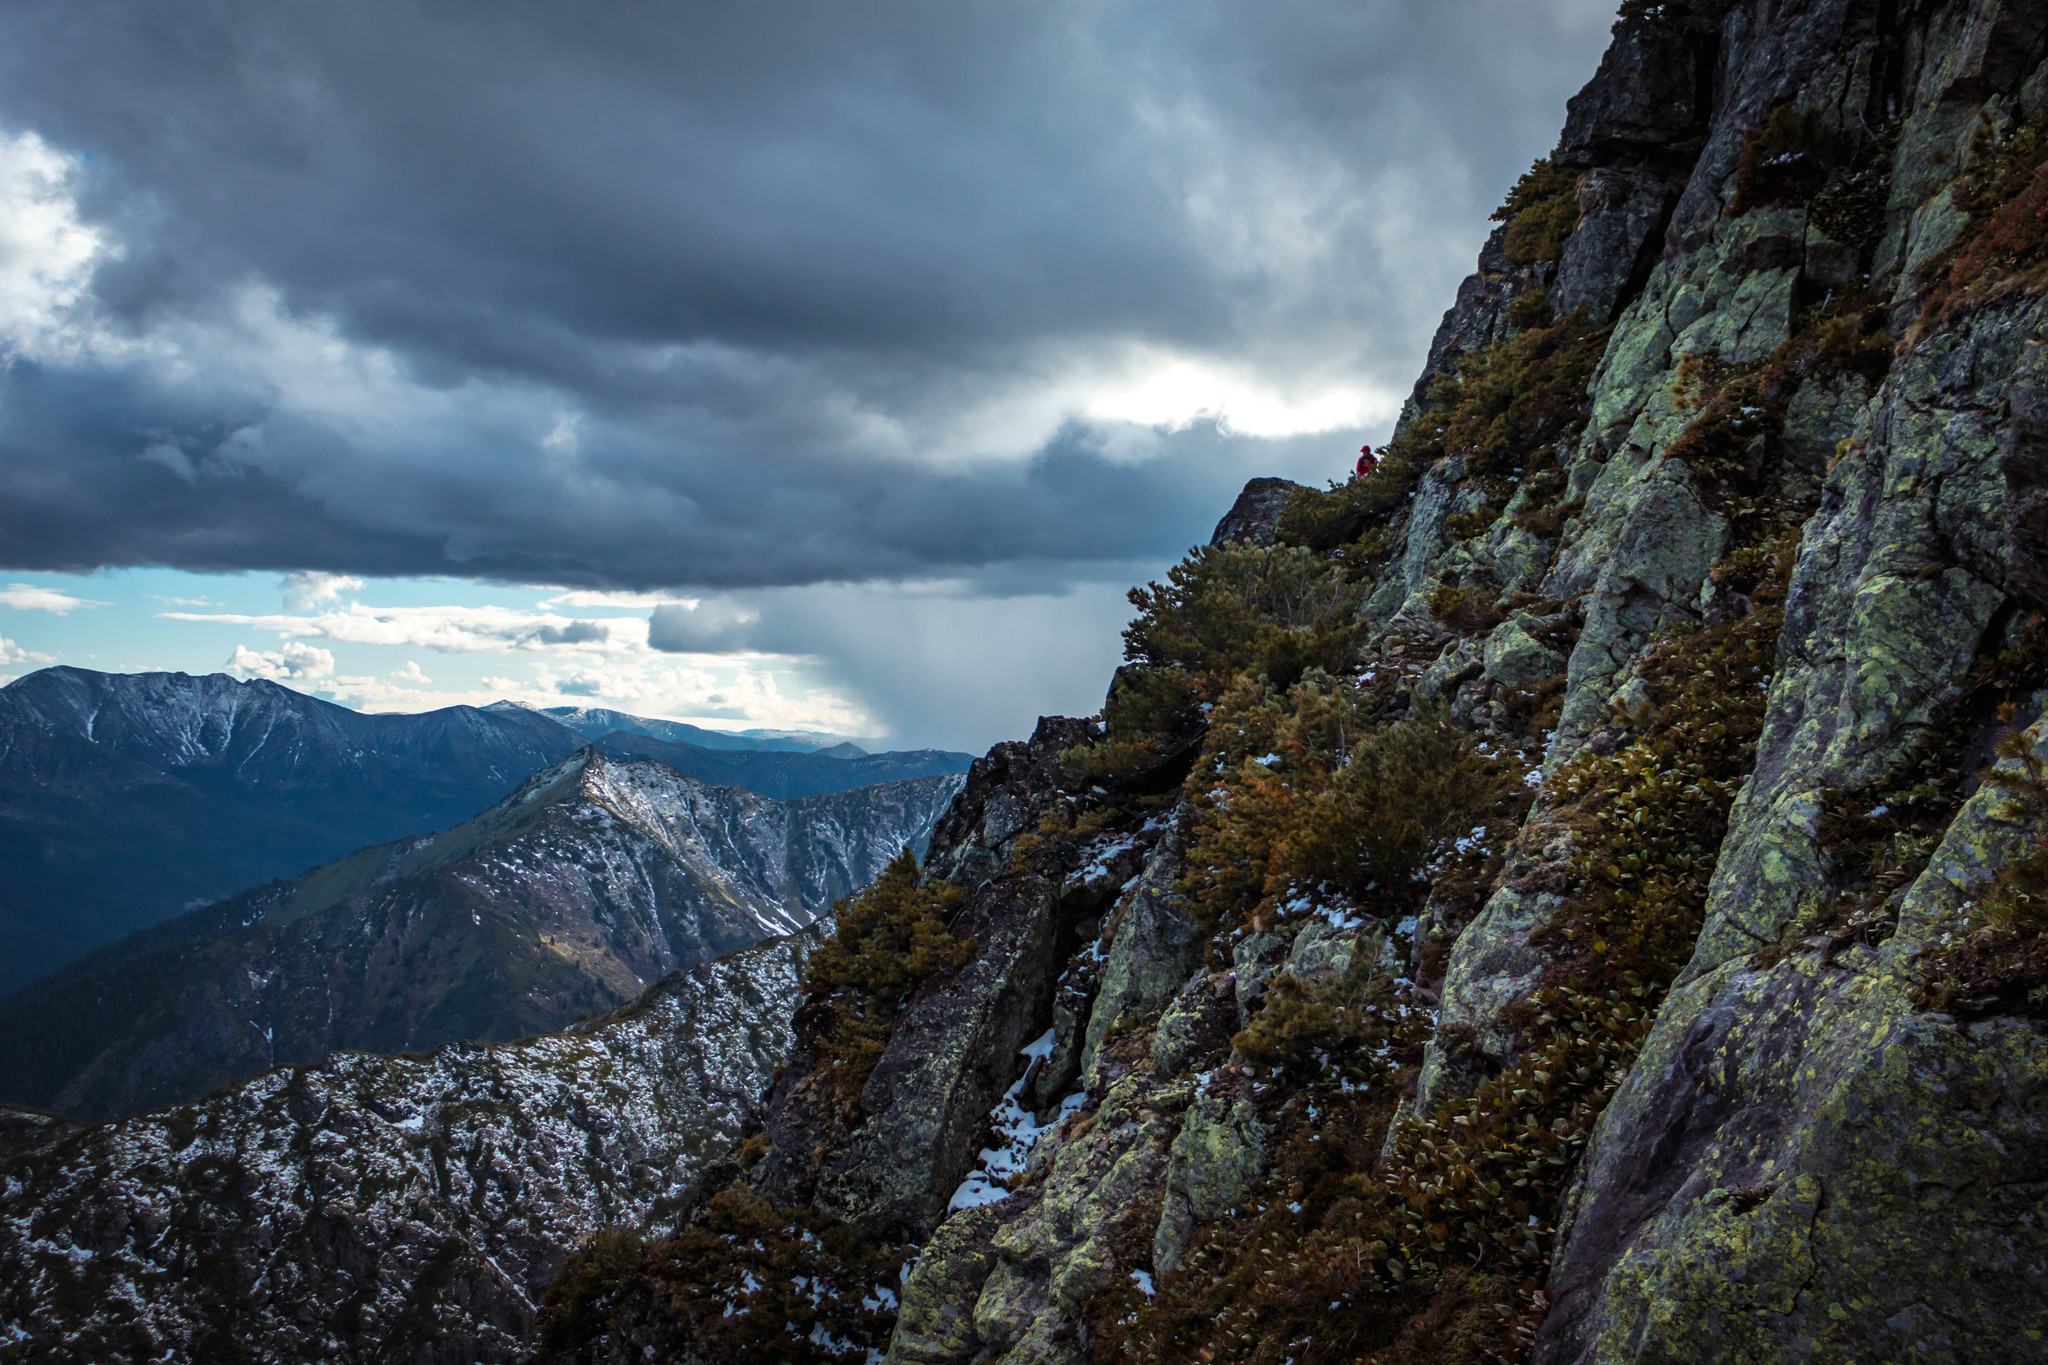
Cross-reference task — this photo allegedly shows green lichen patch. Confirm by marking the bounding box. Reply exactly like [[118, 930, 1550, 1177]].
[[1794, 613, 2048, 969]]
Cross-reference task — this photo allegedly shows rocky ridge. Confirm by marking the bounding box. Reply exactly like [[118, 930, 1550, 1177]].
[[530, 3, 2048, 1363], [0, 752, 962, 1122], [0, 933, 811, 1363]]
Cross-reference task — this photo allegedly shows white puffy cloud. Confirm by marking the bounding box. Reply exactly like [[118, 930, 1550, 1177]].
[[0, 131, 106, 358], [389, 660, 432, 684], [0, 633, 54, 667], [0, 582, 104, 613], [225, 641, 335, 681], [166, 603, 632, 655], [282, 572, 365, 611]]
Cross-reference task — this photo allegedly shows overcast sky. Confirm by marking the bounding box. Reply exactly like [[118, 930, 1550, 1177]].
[[0, 0, 1617, 751]]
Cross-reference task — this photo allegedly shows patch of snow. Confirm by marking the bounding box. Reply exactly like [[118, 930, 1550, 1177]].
[[1130, 1269, 1156, 1296], [947, 1033, 1085, 1212]]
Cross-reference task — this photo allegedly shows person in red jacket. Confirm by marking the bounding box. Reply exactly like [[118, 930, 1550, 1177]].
[[1354, 444, 1377, 480]]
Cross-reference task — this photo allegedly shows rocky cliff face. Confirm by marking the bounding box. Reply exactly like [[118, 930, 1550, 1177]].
[[0, 753, 962, 1122], [529, 3, 2048, 1363], [0, 933, 810, 1364]]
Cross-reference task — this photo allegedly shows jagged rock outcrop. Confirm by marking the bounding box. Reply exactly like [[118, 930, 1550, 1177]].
[[754, 718, 1152, 1239], [0, 752, 961, 1121], [1209, 477, 1305, 548], [0, 933, 811, 1363]]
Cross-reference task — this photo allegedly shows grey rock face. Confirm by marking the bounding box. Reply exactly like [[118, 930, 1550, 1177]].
[[1483, 614, 1570, 690], [1539, 716, 2048, 1363], [812, 869, 1068, 1237], [1553, 166, 1681, 325], [0, 935, 811, 1363], [1210, 477, 1307, 548], [2003, 380, 2048, 607], [1150, 971, 1238, 1076], [755, 717, 1140, 1240], [1556, 14, 1708, 166], [1687, 302, 2044, 984], [1079, 818, 1204, 1084]]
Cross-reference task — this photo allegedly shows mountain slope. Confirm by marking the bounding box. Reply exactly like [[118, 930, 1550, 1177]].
[[0, 667, 586, 993], [0, 933, 811, 1364], [0, 752, 964, 1121], [591, 728, 973, 798]]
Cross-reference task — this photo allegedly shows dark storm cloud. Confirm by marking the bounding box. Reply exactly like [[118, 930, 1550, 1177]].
[[0, 0, 1618, 589]]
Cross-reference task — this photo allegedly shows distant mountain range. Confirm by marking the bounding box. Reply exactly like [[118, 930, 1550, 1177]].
[[0, 667, 584, 994], [591, 728, 975, 799], [532, 704, 872, 754], [0, 669, 973, 994], [0, 751, 963, 1120]]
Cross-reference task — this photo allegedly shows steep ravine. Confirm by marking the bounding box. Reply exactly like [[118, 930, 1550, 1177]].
[[531, 3, 2048, 1363]]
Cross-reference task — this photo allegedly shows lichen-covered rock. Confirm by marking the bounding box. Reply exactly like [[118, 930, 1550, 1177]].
[[1687, 300, 2047, 983], [810, 863, 1066, 1237], [1150, 971, 1238, 1076], [1080, 820, 1203, 1084], [1229, 927, 1295, 1029], [887, 1202, 1009, 1365], [1483, 614, 1571, 690], [759, 716, 1123, 1237], [1540, 716, 2048, 1361], [963, 1075, 1182, 1352], [1152, 1085, 1270, 1275]]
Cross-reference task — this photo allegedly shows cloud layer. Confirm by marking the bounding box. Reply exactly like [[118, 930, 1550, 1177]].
[[0, 0, 1613, 593], [0, 1, 1620, 748]]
